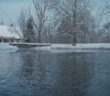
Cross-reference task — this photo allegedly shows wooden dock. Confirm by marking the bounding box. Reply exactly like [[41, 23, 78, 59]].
[[9, 42, 51, 48]]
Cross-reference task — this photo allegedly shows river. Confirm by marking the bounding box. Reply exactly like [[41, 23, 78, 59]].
[[0, 48, 110, 96]]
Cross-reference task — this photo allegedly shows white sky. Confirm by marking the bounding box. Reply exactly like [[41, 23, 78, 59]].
[[0, 0, 110, 25]]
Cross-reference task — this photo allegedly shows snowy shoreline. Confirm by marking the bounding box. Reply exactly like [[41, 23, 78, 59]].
[[1, 43, 110, 52], [51, 43, 110, 49], [38, 43, 110, 52]]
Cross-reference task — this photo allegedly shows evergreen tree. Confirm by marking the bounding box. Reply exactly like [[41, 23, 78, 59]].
[[25, 17, 36, 43]]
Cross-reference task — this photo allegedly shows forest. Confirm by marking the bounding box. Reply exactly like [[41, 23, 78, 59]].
[[2, 0, 110, 44]]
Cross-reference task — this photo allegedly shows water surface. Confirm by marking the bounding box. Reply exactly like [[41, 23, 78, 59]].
[[0, 49, 110, 96]]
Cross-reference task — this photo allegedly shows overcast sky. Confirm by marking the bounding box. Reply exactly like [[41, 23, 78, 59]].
[[0, 0, 32, 24], [0, 0, 110, 25]]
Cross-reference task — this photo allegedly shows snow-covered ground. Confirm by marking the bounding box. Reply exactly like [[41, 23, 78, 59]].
[[51, 43, 110, 49], [1, 43, 110, 52], [36, 43, 110, 52], [0, 25, 20, 38]]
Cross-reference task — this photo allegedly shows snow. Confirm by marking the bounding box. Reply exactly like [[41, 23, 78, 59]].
[[1, 43, 110, 52], [51, 43, 110, 49], [38, 43, 110, 52], [0, 25, 20, 38]]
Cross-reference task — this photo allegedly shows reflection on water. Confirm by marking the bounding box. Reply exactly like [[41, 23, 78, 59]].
[[0, 49, 110, 96]]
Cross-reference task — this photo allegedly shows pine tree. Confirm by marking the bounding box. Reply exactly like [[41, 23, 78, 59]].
[[25, 17, 36, 43]]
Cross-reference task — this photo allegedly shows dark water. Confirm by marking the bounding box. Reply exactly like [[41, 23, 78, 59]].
[[0, 49, 110, 96]]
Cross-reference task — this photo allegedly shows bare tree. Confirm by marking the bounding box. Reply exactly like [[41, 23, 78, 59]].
[[29, 0, 50, 43], [7, 10, 27, 42], [97, 2, 110, 43], [8, 25, 22, 41], [103, 22, 110, 42], [18, 10, 29, 40], [49, 0, 90, 45]]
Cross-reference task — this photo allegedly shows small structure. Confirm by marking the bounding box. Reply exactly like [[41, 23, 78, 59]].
[[0, 25, 21, 43]]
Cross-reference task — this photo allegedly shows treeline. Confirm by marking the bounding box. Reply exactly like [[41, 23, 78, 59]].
[[18, 0, 110, 44]]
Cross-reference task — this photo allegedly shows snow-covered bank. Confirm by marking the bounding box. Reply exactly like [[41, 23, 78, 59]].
[[38, 43, 110, 52], [51, 43, 110, 49], [1, 43, 110, 52]]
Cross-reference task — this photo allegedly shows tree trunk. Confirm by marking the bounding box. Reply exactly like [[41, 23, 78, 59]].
[[38, 31, 41, 43], [72, 0, 77, 46]]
